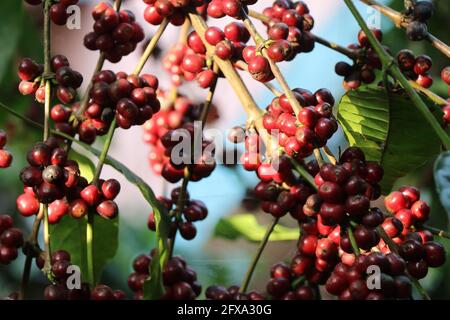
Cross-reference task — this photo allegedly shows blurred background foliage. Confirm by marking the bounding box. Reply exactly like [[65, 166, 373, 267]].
[[0, 0, 449, 299]]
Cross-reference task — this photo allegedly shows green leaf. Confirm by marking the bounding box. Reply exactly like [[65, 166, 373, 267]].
[[434, 151, 450, 217], [214, 214, 300, 242], [68, 141, 170, 299], [0, 1, 23, 84], [69, 150, 95, 182], [50, 150, 118, 284], [337, 87, 442, 193], [50, 215, 118, 284]]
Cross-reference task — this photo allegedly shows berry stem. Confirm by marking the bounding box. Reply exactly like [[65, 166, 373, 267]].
[[168, 65, 218, 258], [75, 54, 106, 119], [247, 9, 358, 59], [358, 0, 450, 57], [20, 207, 44, 299], [178, 19, 191, 44], [235, 60, 283, 96], [408, 80, 448, 106], [346, 225, 360, 256], [422, 225, 450, 239], [86, 118, 116, 285], [241, 9, 302, 116], [247, 9, 272, 24], [322, 146, 338, 164], [41, 0, 53, 279], [377, 226, 431, 300], [239, 217, 280, 294], [291, 275, 306, 289], [343, 0, 450, 150], [290, 158, 318, 191], [312, 34, 358, 60], [133, 18, 169, 76], [314, 149, 325, 167], [92, 119, 116, 185]]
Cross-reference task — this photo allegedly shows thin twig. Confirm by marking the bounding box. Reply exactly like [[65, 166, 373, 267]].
[[239, 217, 280, 293], [358, 0, 450, 57]]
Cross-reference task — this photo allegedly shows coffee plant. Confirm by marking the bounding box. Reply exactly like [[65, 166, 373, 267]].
[[0, 0, 449, 301]]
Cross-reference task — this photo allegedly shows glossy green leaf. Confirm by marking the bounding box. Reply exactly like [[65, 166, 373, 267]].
[[214, 214, 300, 242], [337, 87, 442, 193], [434, 151, 450, 217]]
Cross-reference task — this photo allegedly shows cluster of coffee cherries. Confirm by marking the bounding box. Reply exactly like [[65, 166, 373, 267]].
[[142, 90, 216, 183], [251, 156, 314, 218], [333, 29, 384, 90], [39, 250, 125, 300], [404, 1, 434, 41], [143, 0, 207, 26], [205, 260, 319, 300], [84, 2, 145, 63], [262, 88, 337, 159], [160, 122, 216, 183], [129, 251, 201, 300], [325, 252, 414, 300], [86, 70, 160, 134], [17, 138, 120, 221], [259, 0, 316, 54], [18, 55, 83, 105], [148, 187, 208, 240], [265, 262, 318, 300], [0, 215, 24, 264], [0, 130, 13, 169], [24, 0, 79, 26], [397, 49, 433, 88], [382, 186, 446, 278], [206, 0, 256, 19]]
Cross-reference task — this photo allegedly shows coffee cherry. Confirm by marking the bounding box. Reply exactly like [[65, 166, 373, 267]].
[[384, 191, 409, 213], [0, 150, 13, 168], [406, 259, 428, 279], [91, 285, 115, 300], [410, 200, 430, 222], [69, 199, 89, 219], [50, 3, 69, 26], [44, 285, 68, 300], [357, 28, 382, 47], [266, 277, 290, 298], [172, 282, 196, 300], [101, 179, 121, 200], [348, 279, 369, 300], [441, 66, 450, 85], [179, 222, 197, 240], [298, 234, 318, 256], [406, 21, 428, 41], [354, 225, 378, 250], [381, 216, 404, 238], [399, 239, 424, 262], [0, 228, 23, 248], [17, 193, 40, 216], [318, 182, 345, 204], [423, 241, 446, 267], [96, 200, 118, 219], [413, 1, 434, 21], [0, 215, 13, 235]]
